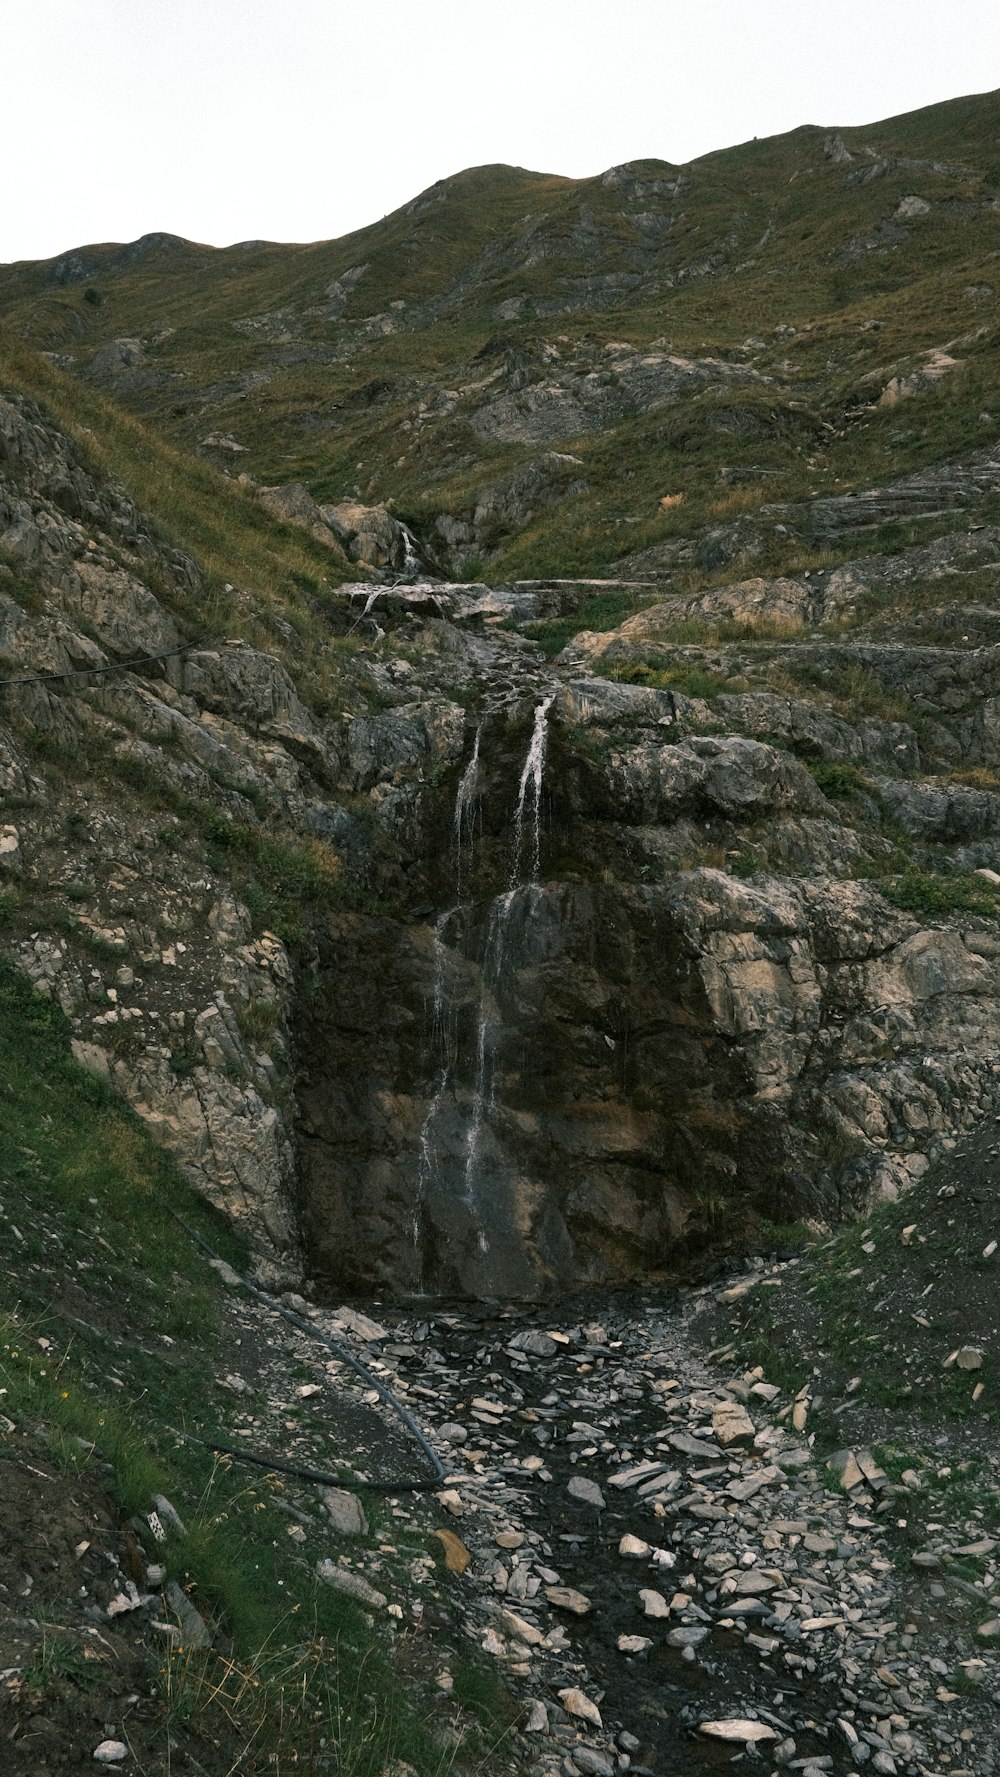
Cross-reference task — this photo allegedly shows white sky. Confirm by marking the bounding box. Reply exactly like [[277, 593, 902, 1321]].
[[5, 0, 999, 265]]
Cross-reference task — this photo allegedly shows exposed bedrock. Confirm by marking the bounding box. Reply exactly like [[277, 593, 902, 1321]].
[[7, 372, 1000, 1300], [296, 853, 1000, 1298]]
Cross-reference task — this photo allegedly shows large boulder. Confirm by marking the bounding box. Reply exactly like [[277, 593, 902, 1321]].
[[257, 482, 349, 557], [319, 499, 420, 572]]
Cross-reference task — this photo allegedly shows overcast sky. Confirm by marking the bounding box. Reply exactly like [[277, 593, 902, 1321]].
[[5, 0, 999, 264]]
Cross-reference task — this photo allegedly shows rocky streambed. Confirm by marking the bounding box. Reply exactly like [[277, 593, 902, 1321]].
[[206, 1254, 1000, 1777]]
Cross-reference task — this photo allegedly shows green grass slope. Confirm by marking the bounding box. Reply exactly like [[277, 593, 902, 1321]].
[[0, 958, 502, 1774], [1, 88, 998, 585]]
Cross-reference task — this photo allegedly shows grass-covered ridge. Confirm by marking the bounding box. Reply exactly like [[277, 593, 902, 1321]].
[[1, 89, 998, 584], [0, 336, 355, 619], [724, 1126, 999, 1442]]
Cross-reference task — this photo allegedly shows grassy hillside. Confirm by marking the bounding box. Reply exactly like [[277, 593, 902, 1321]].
[[0, 959, 502, 1774], [1, 88, 998, 584]]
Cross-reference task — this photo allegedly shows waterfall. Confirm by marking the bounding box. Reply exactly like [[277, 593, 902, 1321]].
[[408, 721, 483, 1288], [410, 906, 458, 1291], [398, 524, 420, 580], [452, 723, 481, 896], [460, 888, 515, 1251], [510, 693, 554, 887], [411, 696, 554, 1285], [349, 584, 389, 638], [461, 695, 553, 1250]]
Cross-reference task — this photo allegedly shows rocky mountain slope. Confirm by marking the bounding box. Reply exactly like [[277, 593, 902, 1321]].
[[1, 88, 998, 585], [2, 944, 999, 1777], [3, 79, 1000, 1777], [2, 90, 1000, 1300]]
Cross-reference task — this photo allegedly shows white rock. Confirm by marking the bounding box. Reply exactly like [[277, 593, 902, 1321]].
[[499, 1608, 545, 1646], [93, 1744, 129, 1765], [607, 1460, 670, 1489], [507, 1328, 558, 1357], [617, 1633, 653, 1654], [151, 1494, 186, 1537], [330, 1307, 388, 1342], [495, 1529, 523, 1549], [712, 1399, 755, 1445], [164, 1580, 211, 1648], [558, 1687, 602, 1728], [319, 1487, 368, 1535], [0, 826, 21, 873], [573, 1748, 615, 1777], [618, 1533, 651, 1559], [70, 1040, 111, 1077], [639, 1587, 669, 1617], [106, 1583, 146, 1617], [698, 1720, 778, 1744], [567, 1476, 605, 1509], [545, 1585, 591, 1615], [731, 1569, 779, 1596], [315, 1560, 387, 1608]]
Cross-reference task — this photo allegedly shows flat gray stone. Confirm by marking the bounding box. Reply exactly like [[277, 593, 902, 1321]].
[[320, 1487, 368, 1535], [567, 1475, 605, 1509], [315, 1559, 387, 1608]]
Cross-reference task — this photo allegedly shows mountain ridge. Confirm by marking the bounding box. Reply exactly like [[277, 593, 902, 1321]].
[[3, 85, 997, 588]]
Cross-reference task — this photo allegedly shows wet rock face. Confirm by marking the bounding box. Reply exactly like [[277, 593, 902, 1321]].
[[298, 890, 697, 1298], [296, 844, 1000, 1297]]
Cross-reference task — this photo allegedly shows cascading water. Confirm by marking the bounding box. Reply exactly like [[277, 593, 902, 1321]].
[[408, 723, 482, 1289], [462, 695, 554, 1250], [452, 723, 481, 898], [398, 524, 421, 580], [409, 906, 458, 1291], [510, 693, 555, 888], [410, 696, 554, 1289], [349, 584, 389, 638]]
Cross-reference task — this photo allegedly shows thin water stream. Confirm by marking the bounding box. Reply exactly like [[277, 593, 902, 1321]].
[[409, 696, 554, 1287]]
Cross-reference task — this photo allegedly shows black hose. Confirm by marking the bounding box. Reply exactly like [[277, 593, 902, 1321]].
[[176, 1432, 432, 1493], [165, 1208, 447, 1486], [0, 636, 207, 690]]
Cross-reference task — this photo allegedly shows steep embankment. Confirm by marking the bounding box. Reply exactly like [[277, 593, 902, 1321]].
[[4, 345, 1000, 1301]]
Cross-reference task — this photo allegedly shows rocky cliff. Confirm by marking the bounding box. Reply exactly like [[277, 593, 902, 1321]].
[[5, 368, 1000, 1300], [294, 581, 1000, 1298]]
